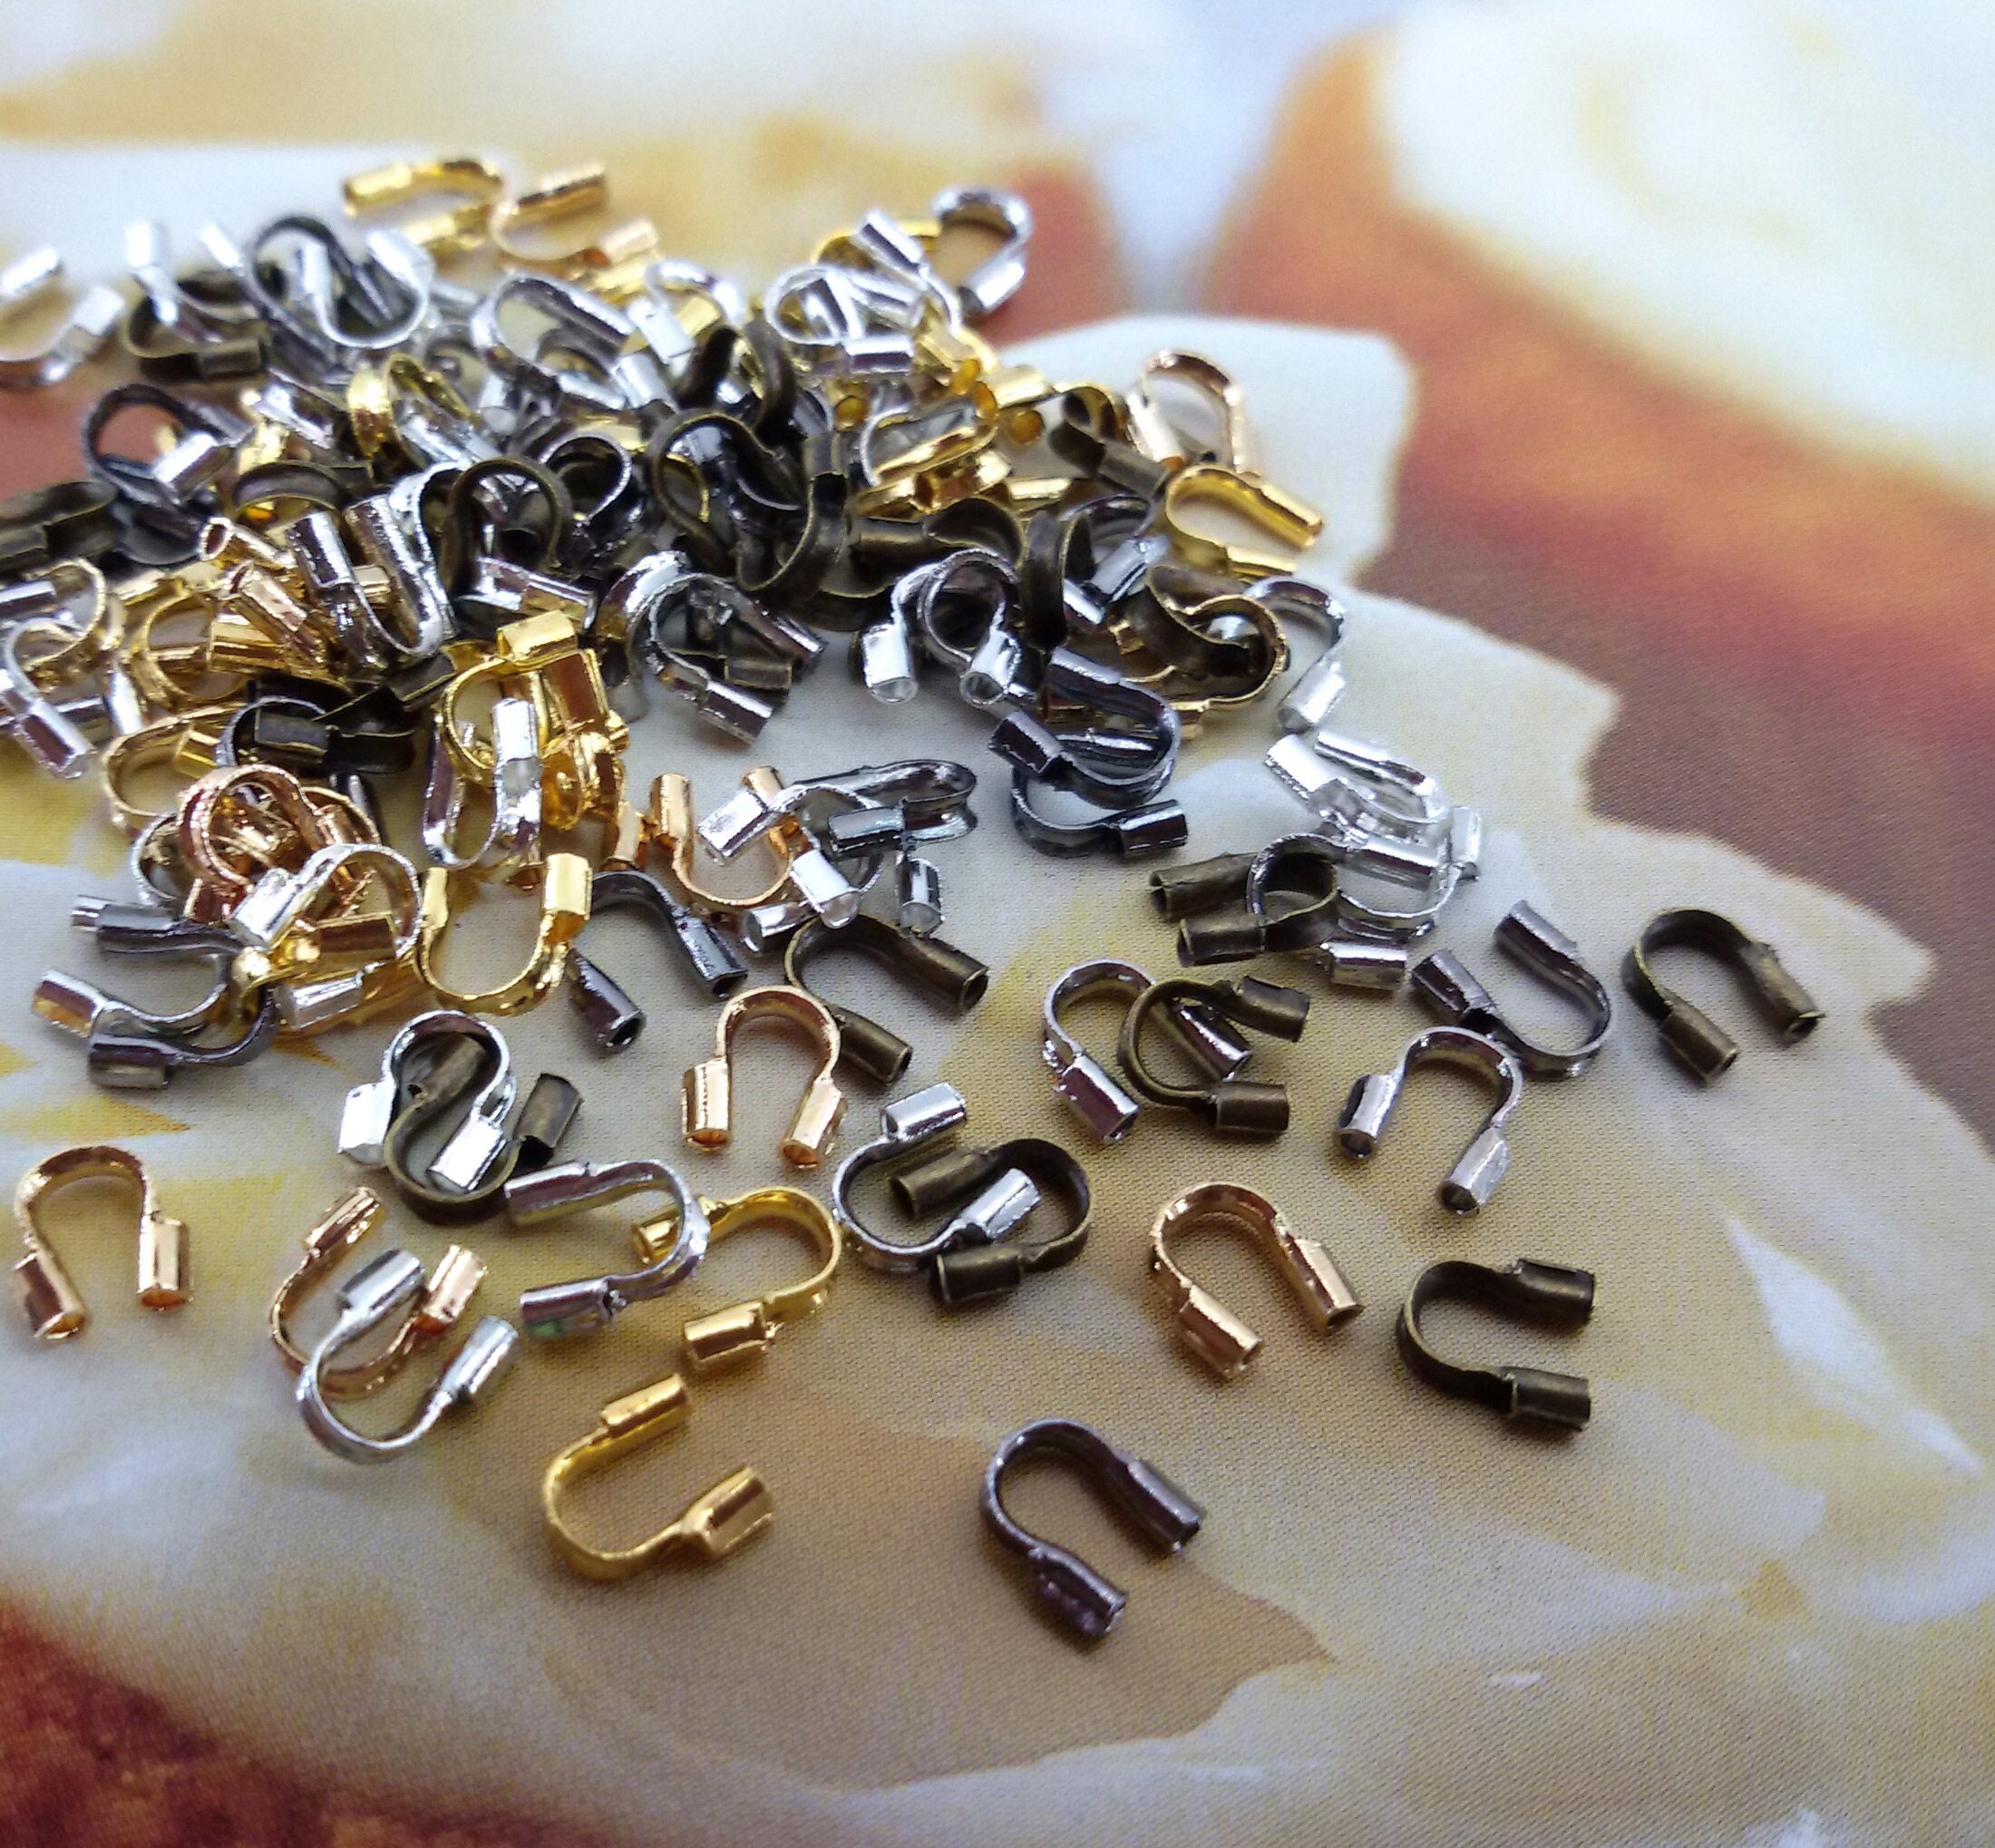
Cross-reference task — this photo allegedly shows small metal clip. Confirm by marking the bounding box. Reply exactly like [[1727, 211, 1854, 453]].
[[12, 1145, 189, 1342], [506, 1157, 711, 1340], [0, 248, 121, 390], [1337, 1026, 1525, 1214], [295, 1251, 518, 1464], [561, 867, 748, 1051], [1007, 772, 1188, 860], [782, 912, 988, 1085], [1173, 832, 1338, 966], [648, 769, 799, 919], [339, 1009, 514, 1177], [383, 1050, 581, 1225], [664, 1187, 840, 1370], [1159, 464, 1321, 579], [682, 985, 846, 1168], [268, 1186, 486, 1396], [1396, 1259, 1594, 1432], [1413, 902, 1613, 1078], [1042, 959, 1252, 1143], [900, 1138, 1092, 1308], [830, 1082, 972, 1273], [1119, 976, 1311, 1139], [983, 1419, 1203, 1644], [1147, 1183, 1359, 1380], [1622, 909, 1824, 1084], [542, 1372, 772, 1581], [414, 851, 591, 1015]]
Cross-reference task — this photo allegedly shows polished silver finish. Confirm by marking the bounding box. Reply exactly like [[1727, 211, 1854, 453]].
[[830, 1082, 972, 1274], [1337, 1026, 1526, 1214], [297, 1250, 518, 1464], [339, 1010, 517, 1194], [1412, 902, 1613, 1078], [506, 1157, 711, 1340]]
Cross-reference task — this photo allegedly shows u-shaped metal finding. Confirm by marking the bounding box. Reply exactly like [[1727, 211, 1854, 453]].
[[381, 1047, 581, 1226], [647, 1187, 841, 1370], [1006, 770, 1189, 860], [898, 1138, 1093, 1309], [1042, 959, 1252, 1143], [683, 986, 846, 1168], [1337, 1026, 1526, 1214], [1159, 464, 1322, 579], [1147, 1183, 1360, 1380], [1119, 976, 1311, 1140], [1174, 833, 1341, 967], [830, 1082, 972, 1274], [1396, 1258, 1595, 1432], [542, 1373, 773, 1581], [295, 1250, 519, 1463], [340, 1010, 516, 1177], [988, 647, 1181, 809], [13, 1145, 189, 1341], [648, 769, 798, 917], [414, 852, 591, 1015], [982, 1419, 1204, 1643], [1623, 908, 1824, 1084], [1413, 902, 1614, 1079], [782, 913, 988, 1085], [268, 1186, 486, 1396], [505, 1156, 711, 1339]]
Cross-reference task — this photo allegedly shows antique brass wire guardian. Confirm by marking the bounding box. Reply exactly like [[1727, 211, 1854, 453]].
[[898, 1137, 1093, 1308], [782, 913, 988, 1086], [382, 1052, 581, 1226], [505, 1156, 711, 1340], [1396, 1259, 1595, 1432], [414, 851, 591, 1015], [1622, 908, 1824, 1084], [296, 1250, 519, 1464], [1174, 833, 1338, 967], [1118, 976, 1311, 1139], [830, 1082, 972, 1274], [642, 1186, 841, 1370], [12, 1145, 188, 1341], [982, 1419, 1203, 1644], [268, 1186, 486, 1396], [1147, 1183, 1360, 1380], [1412, 902, 1613, 1079], [1337, 1026, 1526, 1214], [340, 1009, 515, 1181], [542, 1372, 772, 1581], [683, 986, 846, 1168]]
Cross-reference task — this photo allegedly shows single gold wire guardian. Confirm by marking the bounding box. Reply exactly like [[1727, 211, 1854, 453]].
[[541, 1372, 772, 1581], [651, 1187, 841, 1370], [1147, 1183, 1360, 1379]]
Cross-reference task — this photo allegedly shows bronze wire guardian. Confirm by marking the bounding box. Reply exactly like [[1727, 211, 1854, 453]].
[[1622, 907, 1824, 1083]]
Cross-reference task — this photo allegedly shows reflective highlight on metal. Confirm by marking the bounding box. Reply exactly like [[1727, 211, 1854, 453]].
[[1396, 1259, 1595, 1433], [12, 1144, 189, 1342], [1413, 902, 1614, 1079], [662, 1187, 841, 1369], [682, 985, 845, 1167], [1336, 1026, 1527, 1214], [1147, 1182, 1360, 1380], [542, 1373, 772, 1581], [1118, 976, 1311, 1139], [829, 1083, 971, 1274], [982, 1419, 1203, 1644]]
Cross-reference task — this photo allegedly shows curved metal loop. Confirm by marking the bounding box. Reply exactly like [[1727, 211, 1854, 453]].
[[1172, 832, 1336, 966], [383, 1049, 580, 1225], [1158, 463, 1322, 580], [506, 1156, 712, 1340], [927, 184, 1032, 321], [238, 215, 435, 361], [563, 867, 749, 1050], [1118, 976, 1311, 1140], [696, 758, 978, 861], [414, 852, 591, 1015], [682, 985, 845, 1168], [470, 270, 652, 412], [782, 912, 987, 1086], [900, 546, 1027, 708], [1396, 1259, 1595, 1432], [542, 1372, 772, 1580], [12, 1144, 189, 1341], [0, 248, 121, 390], [488, 164, 657, 283], [268, 1186, 487, 1396], [648, 769, 799, 918], [1146, 1182, 1359, 1380], [1041, 958, 1251, 1143], [1258, 578, 1348, 734], [1622, 908, 1824, 1084], [421, 699, 543, 874], [83, 987, 285, 1089], [982, 1419, 1203, 1644], [907, 1138, 1092, 1309], [989, 647, 1181, 809], [665, 1186, 841, 1369], [830, 1082, 971, 1274], [1007, 772, 1187, 860], [338, 1008, 515, 1172], [227, 841, 423, 993], [34, 900, 240, 1046], [295, 1250, 519, 1463], [342, 156, 507, 258], [1337, 1026, 1526, 1214], [1413, 902, 1614, 1079], [1124, 350, 1253, 473]]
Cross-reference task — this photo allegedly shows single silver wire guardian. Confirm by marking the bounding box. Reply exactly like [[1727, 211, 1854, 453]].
[[1336, 1026, 1527, 1213]]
